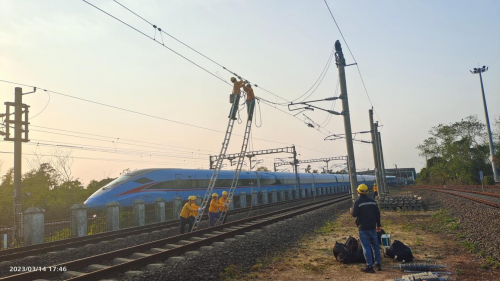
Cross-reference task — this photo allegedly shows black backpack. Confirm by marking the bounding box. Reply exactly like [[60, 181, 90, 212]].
[[333, 241, 357, 264], [345, 236, 358, 253], [385, 240, 414, 262]]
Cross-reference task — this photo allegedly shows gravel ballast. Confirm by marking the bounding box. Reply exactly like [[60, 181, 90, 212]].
[[408, 188, 500, 260], [130, 199, 352, 281], [0, 195, 344, 278]]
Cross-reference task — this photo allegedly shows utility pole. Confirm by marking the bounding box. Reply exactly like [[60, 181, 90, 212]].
[[369, 109, 382, 194], [470, 66, 499, 182], [4, 87, 31, 245], [292, 145, 301, 190], [377, 129, 388, 193], [394, 164, 399, 184], [335, 40, 358, 201]]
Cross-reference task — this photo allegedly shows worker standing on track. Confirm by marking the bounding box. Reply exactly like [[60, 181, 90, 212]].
[[218, 191, 231, 224], [373, 184, 378, 199], [208, 193, 224, 227], [179, 196, 201, 234], [243, 83, 255, 120], [229, 77, 245, 120], [350, 184, 382, 273]]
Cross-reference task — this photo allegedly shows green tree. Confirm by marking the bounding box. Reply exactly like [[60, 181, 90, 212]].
[[256, 166, 269, 172], [0, 163, 116, 225], [416, 115, 497, 185]]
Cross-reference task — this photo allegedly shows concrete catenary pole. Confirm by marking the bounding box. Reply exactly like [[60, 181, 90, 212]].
[[13, 87, 23, 244], [377, 130, 388, 193], [369, 109, 382, 193], [335, 40, 358, 201], [475, 67, 499, 182]]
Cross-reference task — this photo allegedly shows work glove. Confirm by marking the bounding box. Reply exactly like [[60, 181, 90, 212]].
[[197, 208, 202, 212]]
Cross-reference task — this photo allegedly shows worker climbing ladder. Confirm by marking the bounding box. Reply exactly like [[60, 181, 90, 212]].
[[192, 85, 253, 230]]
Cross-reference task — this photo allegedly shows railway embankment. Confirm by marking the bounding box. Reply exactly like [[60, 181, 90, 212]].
[[236, 187, 500, 281], [130, 198, 352, 281]]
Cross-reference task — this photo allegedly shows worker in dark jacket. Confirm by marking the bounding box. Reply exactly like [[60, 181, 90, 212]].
[[350, 184, 382, 273]]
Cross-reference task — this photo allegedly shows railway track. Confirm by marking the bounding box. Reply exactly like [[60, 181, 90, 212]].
[[1, 194, 350, 281], [412, 186, 500, 208], [0, 193, 341, 262]]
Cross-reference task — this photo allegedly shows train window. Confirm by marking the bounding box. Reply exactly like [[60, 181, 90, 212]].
[[101, 175, 132, 190], [133, 177, 153, 184]]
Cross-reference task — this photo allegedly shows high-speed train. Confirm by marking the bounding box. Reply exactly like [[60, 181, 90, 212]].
[[84, 168, 395, 208]]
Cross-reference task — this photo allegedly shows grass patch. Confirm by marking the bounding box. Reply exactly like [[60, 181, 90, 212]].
[[301, 263, 326, 273], [220, 265, 242, 281], [456, 268, 464, 276], [315, 216, 340, 234]]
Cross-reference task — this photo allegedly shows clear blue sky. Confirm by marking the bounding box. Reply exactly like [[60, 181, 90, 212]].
[[0, 0, 499, 183]]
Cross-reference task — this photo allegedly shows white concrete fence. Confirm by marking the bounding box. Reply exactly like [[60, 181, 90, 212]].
[[16, 186, 347, 246]]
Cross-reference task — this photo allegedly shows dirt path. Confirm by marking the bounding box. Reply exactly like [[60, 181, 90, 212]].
[[241, 199, 500, 281]]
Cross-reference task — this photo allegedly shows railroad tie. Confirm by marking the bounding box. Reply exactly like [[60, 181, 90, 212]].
[[87, 264, 108, 272], [62, 271, 83, 279], [131, 252, 150, 259], [112, 257, 133, 265], [146, 263, 165, 270], [124, 271, 143, 278]]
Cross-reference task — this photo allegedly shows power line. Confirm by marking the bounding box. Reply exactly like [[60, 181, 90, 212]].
[[30, 125, 216, 154], [27, 140, 209, 161], [323, 0, 383, 125], [81, 0, 231, 87], [0, 150, 199, 166], [0, 79, 300, 146]]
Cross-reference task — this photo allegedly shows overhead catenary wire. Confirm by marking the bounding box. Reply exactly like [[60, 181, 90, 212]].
[[27, 140, 210, 160], [26, 141, 204, 167], [29, 90, 50, 120], [30, 125, 217, 154], [0, 78, 315, 147], [0, 150, 199, 166], [323, 0, 383, 125], [110, 0, 335, 107], [81, 0, 230, 87]]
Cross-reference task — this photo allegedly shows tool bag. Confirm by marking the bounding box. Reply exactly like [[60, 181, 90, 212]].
[[334, 236, 374, 264], [385, 240, 414, 262], [333, 241, 357, 264]]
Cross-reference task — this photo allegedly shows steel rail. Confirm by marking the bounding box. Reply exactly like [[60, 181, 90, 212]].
[[1, 195, 349, 281], [411, 187, 500, 208], [0, 193, 341, 262]]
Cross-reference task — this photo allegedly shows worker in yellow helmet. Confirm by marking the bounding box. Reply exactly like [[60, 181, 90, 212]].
[[350, 184, 382, 273], [229, 77, 245, 120], [218, 191, 231, 224], [230, 77, 245, 94], [208, 193, 224, 227], [373, 184, 378, 199], [179, 196, 200, 234]]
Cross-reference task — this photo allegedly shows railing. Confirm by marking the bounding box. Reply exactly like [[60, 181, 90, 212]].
[[44, 220, 71, 243], [87, 210, 106, 235]]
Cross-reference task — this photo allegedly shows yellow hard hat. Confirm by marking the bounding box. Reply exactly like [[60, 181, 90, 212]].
[[222, 191, 228, 196], [212, 193, 218, 198], [230, 77, 236, 83], [357, 184, 368, 194], [188, 196, 196, 201]]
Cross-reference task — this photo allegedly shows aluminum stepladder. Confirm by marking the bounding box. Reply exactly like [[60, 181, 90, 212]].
[[192, 89, 248, 230], [216, 104, 254, 225]]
